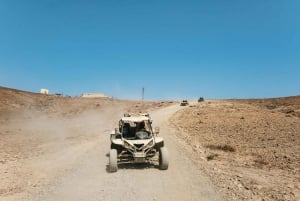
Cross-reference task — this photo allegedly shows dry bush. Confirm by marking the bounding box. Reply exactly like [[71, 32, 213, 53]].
[[205, 144, 235, 152], [206, 153, 218, 161]]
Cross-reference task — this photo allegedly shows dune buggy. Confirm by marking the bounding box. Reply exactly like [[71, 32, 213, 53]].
[[109, 113, 168, 172], [180, 100, 189, 106]]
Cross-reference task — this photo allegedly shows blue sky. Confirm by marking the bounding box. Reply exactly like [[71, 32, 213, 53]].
[[0, 0, 299, 100]]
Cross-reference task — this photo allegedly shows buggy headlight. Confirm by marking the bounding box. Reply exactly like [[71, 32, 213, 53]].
[[124, 140, 133, 149], [145, 139, 155, 149]]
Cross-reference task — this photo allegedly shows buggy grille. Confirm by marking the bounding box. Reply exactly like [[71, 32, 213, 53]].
[[134, 144, 144, 149]]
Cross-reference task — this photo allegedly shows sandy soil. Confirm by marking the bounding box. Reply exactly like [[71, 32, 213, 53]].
[[0, 87, 222, 201], [170, 99, 300, 201]]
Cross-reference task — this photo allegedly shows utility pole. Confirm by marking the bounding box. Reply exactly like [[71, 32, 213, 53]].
[[142, 87, 144, 101]]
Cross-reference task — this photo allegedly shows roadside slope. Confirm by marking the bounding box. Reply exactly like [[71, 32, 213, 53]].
[[170, 100, 300, 201]]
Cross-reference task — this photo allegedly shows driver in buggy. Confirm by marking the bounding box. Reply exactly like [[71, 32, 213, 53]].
[[135, 121, 150, 139]]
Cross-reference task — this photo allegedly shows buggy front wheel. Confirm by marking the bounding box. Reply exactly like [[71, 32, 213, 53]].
[[109, 149, 118, 172], [159, 147, 169, 170]]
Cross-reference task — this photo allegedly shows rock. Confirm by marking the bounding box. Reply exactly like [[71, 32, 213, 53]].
[[255, 185, 264, 190]]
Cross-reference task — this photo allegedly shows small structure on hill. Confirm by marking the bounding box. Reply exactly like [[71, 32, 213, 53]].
[[40, 89, 49, 95], [81, 93, 110, 98]]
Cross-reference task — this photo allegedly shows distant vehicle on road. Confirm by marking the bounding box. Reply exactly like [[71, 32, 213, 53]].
[[198, 97, 205, 102], [180, 100, 189, 106]]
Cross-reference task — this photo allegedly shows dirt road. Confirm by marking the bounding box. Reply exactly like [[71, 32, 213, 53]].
[[1, 103, 223, 201]]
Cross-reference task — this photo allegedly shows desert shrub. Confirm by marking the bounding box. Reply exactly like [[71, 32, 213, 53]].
[[198, 97, 204, 102], [254, 158, 268, 168], [205, 144, 235, 152], [206, 153, 218, 161]]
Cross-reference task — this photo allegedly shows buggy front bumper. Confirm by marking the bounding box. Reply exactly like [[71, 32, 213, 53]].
[[133, 152, 146, 163]]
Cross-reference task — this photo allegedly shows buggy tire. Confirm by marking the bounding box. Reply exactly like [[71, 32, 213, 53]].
[[111, 143, 122, 154], [155, 141, 164, 151], [159, 147, 169, 170], [109, 149, 118, 172]]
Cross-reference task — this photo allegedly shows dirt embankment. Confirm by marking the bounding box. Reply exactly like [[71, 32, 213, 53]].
[[170, 98, 300, 201]]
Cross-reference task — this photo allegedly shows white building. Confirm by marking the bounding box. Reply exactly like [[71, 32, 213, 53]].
[[81, 93, 110, 98], [40, 89, 49, 94]]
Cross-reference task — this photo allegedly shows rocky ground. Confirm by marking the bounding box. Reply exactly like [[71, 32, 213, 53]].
[[170, 98, 300, 201]]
